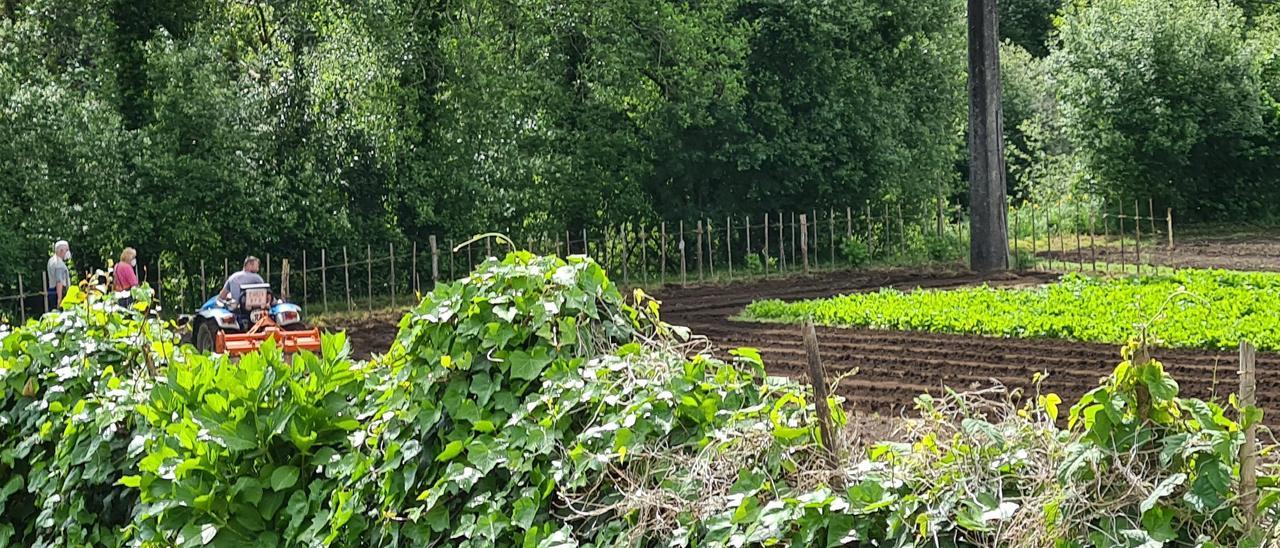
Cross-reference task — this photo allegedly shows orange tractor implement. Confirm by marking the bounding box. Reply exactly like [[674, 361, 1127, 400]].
[[215, 314, 322, 356]]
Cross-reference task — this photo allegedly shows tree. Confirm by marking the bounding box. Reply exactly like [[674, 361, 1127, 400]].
[[967, 0, 1009, 272], [1056, 0, 1268, 219]]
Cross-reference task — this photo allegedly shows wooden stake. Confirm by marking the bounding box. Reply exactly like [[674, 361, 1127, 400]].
[[1089, 210, 1097, 271], [679, 221, 687, 286], [200, 260, 207, 299], [367, 245, 373, 313], [390, 243, 396, 308], [302, 251, 308, 308], [1239, 340, 1259, 530], [790, 212, 796, 270], [1167, 208, 1174, 250], [621, 225, 629, 286], [800, 214, 810, 274], [265, 253, 271, 286], [726, 217, 733, 280], [344, 247, 352, 312], [641, 226, 648, 285], [706, 219, 714, 278], [17, 273, 25, 323], [864, 202, 872, 252], [412, 241, 419, 294], [661, 222, 668, 285], [1134, 200, 1141, 274], [42, 272, 49, 313], [1074, 201, 1083, 271], [1030, 206, 1037, 271], [582, 228, 588, 260], [281, 260, 290, 301], [803, 319, 840, 457], [846, 206, 852, 238], [1118, 205, 1126, 272], [448, 239, 455, 279], [430, 235, 439, 282], [696, 220, 704, 282], [829, 208, 835, 266], [762, 213, 769, 277], [321, 249, 328, 313], [778, 211, 785, 273]]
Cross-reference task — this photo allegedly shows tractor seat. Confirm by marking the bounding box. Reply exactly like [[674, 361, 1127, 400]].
[[239, 283, 273, 311]]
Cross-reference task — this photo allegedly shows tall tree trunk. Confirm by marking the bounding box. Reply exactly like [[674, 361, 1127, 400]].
[[967, 0, 1009, 272]]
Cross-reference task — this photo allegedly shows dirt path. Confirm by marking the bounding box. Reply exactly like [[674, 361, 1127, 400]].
[[652, 268, 1274, 418]]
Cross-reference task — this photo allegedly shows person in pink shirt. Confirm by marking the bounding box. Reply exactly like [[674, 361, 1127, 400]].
[[113, 247, 140, 295]]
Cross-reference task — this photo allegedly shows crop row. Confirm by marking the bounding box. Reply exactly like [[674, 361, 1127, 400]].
[[744, 269, 1280, 351]]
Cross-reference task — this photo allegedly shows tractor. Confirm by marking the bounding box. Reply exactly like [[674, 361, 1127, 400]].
[[190, 282, 321, 355]]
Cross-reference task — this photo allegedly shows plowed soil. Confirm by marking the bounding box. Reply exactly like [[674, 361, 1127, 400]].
[[330, 266, 1278, 421], [652, 268, 1278, 418]]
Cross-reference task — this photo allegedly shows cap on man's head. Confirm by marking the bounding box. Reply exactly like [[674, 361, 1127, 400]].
[[244, 256, 259, 268], [53, 240, 69, 252]]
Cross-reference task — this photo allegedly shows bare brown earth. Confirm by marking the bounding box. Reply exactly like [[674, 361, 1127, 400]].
[[327, 265, 1277, 423], [650, 268, 1277, 419], [1043, 228, 1280, 272]]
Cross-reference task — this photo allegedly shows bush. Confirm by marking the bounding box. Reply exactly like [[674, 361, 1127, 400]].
[[839, 236, 871, 267], [744, 252, 777, 273]]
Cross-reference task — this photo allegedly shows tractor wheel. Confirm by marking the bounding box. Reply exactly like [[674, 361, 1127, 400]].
[[195, 320, 219, 353]]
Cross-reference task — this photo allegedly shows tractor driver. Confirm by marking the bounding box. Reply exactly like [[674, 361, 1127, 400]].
[[219, 256, 265, 304]]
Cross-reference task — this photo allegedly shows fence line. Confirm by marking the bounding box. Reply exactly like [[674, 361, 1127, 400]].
[[0, 196, 1178, 322]]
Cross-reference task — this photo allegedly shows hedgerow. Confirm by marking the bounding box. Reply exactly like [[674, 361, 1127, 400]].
[[744, 269, 1280, 351], [2, 254, 1279, 546]]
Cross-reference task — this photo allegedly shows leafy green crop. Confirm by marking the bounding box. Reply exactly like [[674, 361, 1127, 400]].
[[745, 269, 1280, 351]]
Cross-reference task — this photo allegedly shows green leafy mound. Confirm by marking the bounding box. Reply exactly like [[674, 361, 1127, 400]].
[[0, 285, 178, 547], [745, 269, 1280, 351], [2, 254, 1280, 547]]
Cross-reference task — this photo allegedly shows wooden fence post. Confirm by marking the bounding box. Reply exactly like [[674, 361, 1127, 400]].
[[42, 272, 49, 313], [1074, 201, 1083, 271], [696, 220, 704, 282], [582, 228, 588, 259], [281, 260, 290, 301], [661, 222, 668, 285], [847, 206, 853, 238], [265, 253, 271, 287], [641, 226, 649, 285], [778, 211, 786, 273], [430, 235, 439, 282], [448, 240, 455, 279], [1030, 207, 1037, 270], [17, 273, 25, 323], [1011, 205, 1020, 269], [367, 245, 373, 313], [706, 218, 715, 278], [726, 217, 733, 280], [762, 213, 769, 277], [800, 214, 810, 274], [1239, 340, 1259, 530], [344, 247, 352, 312], [864, 202, 872, 251], [302, 251, 308, 308], [829, 208, 835, 267], [802, 319, 840, 457], [412, 242, 419, 294], [1089, 210, 1097, 271], [390, 243, 396, 308], [1134, 200, 1141, 274], [200, 260, 206, 299], [1118, 205, 1126, 272], [744, 216, 752, 275], [1167, 208, 1174, 250], [621, 225, 629, 286], [320, 249, 328, 313], [679, 221, 687, 286]]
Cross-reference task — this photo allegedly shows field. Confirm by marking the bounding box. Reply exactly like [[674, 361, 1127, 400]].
[[324, 266, 1279, 421]]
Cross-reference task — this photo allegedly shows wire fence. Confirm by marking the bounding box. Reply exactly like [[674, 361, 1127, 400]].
[[0, 195, 1176, 323]]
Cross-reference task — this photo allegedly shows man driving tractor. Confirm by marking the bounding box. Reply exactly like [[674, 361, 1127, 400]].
[[221, 256, 265, 303]]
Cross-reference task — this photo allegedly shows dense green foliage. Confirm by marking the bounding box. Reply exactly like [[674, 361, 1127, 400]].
[[4, 253, 1280, 545], [0, 0, 967, 286], [746, 269, 1280, 351]]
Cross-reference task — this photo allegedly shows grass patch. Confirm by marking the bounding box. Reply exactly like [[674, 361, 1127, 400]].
[[744, 268, 1280, 351]]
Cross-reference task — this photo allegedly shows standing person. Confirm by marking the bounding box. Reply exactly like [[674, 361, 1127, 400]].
[[46, 240, 71, 310], [220, 256, 264, 303], [113, 247, 140, 307]]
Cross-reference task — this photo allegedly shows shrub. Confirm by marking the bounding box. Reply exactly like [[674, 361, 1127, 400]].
[[839, 236, 871, 267]]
